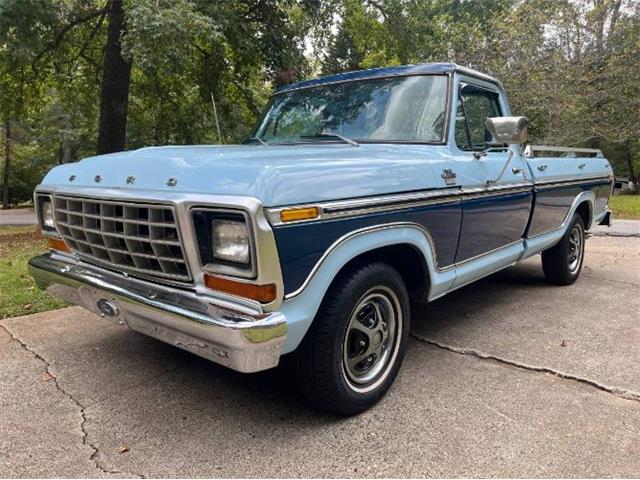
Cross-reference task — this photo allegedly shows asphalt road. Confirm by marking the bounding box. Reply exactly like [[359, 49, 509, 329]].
[[1, 235, 638, 477], [0, 208, 36, 226]]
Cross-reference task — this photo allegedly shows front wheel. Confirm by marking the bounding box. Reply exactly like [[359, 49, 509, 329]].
[[542, 214, 586, 285], [291, 262, 410, 416]]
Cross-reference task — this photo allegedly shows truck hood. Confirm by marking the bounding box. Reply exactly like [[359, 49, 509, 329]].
[[41, 144, 448, 206]]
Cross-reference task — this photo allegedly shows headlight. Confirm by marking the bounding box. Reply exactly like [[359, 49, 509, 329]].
[[192, 209, 255, 278], [212, 219, 250, 264], [37, 194, 57, 233], [42, 200, 55, 229]]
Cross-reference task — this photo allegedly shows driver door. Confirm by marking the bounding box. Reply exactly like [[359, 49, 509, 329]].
[[448, 80, 532, 263]]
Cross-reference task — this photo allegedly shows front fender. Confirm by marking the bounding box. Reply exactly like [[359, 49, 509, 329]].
[[278, 223, 455, 353]]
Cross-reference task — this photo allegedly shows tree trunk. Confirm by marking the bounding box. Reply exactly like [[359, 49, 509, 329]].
[[625, 139, 639, 194], [2, 119, 11, 209], [97, 0, 132, 154], [60, 141, 72, 164]]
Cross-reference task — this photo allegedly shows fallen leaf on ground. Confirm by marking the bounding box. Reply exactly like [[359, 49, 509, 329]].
[[41, 372, 54, 382], [560, 339, 567, 347], [117, 445, 129, 454]]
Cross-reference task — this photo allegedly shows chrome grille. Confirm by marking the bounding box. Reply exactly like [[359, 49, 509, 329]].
[[52, 195, 191, 282]]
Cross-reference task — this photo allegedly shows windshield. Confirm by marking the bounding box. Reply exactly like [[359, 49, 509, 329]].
[[253, 75, 449, 144]]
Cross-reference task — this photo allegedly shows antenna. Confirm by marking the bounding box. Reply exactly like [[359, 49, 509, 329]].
[[210, 92, 222, 144]]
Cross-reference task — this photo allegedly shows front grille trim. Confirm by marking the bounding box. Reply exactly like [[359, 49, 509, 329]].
[[52, 195, 192, 283]]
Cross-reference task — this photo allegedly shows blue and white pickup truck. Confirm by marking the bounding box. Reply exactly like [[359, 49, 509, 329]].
[[30, 63, 613, 414]]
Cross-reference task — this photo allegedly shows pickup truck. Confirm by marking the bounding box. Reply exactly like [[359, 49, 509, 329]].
[[29, 63, 613, 415]]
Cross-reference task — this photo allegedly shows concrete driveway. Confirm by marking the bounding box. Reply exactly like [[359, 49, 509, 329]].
[[1, 235, 638, 477]]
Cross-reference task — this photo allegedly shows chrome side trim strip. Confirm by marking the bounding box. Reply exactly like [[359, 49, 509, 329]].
[[534, 175, 612, 189], [322, 196, 460, 219], [267, 182, 532, 226], [453, 239, 523, 267]]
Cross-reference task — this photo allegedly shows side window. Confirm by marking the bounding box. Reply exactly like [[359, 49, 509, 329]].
[[455, 83, 502, 151]]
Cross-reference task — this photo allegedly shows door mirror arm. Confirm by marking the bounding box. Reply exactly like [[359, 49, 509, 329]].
[[473, 145, 507, 160], [486, 145, 517, 185]]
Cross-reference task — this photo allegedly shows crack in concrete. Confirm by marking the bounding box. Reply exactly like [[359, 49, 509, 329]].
[[583, 273, 640, 288], [591, 232, 640, 238], [0, 322, 144, 479], [410, 332, 640, 403]]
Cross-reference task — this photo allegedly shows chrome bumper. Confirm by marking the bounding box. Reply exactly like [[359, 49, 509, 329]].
[[28, 254, 287, 373]]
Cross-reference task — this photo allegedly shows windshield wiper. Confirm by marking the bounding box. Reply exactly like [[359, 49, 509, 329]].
[[243, 137, 270, 146], [301, 131, 359, 147]]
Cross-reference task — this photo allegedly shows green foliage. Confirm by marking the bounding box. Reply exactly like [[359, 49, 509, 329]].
[[0, 0, 314, 203], [123, 0, 218, 69], [0, 0, 639, 205]]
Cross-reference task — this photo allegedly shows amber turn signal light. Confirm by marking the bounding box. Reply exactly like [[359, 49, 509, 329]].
[[47, 237, 70, 252], [280, 206, 319, 223], [203, 273, 277, 303]]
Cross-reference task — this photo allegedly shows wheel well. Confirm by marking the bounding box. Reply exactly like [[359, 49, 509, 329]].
[[335, 244, 430, 302], [575, 201, 592, 229]]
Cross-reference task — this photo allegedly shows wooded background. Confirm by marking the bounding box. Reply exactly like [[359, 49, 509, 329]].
[[1, 0, 638, 207]]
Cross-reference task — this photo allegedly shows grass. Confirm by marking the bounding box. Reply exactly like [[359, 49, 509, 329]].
[[0, 226, 67, 319], [609, 194, 640, 220]]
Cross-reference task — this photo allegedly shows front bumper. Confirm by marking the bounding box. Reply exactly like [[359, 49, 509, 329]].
[[28, 253, 287, 373]]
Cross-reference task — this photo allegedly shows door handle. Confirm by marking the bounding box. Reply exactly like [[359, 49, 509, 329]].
[[512, 167, 523, 175], [537, 164, 547, 171], [578, 162, 586, 169]]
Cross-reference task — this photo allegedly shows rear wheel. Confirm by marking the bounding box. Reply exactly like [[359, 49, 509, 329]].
[[542, 214, 585, 285], [291, 262, 410, 416]]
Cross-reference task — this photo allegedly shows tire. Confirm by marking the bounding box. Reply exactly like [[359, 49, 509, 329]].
[[542, 214, 586, 285], [291, 262, 410, 416]]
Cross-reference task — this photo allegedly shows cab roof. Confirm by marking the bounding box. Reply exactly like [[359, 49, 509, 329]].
[[276, 62, 502, 94]]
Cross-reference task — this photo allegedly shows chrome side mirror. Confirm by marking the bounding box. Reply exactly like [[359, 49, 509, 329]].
[[486, 116, 528, 144]]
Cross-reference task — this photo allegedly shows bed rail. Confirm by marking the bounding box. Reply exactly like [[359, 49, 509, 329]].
[[524, 145, 604, 158]]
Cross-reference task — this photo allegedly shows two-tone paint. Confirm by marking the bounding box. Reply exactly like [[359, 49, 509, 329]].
[[31, 63, 614, 370]]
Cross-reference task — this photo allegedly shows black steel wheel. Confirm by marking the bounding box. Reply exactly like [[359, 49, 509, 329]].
[[291, 262, 410, 415], [542, 214, 586, 285]]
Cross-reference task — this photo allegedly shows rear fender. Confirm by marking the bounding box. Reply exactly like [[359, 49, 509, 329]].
[[522, 190, 595, 258]]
